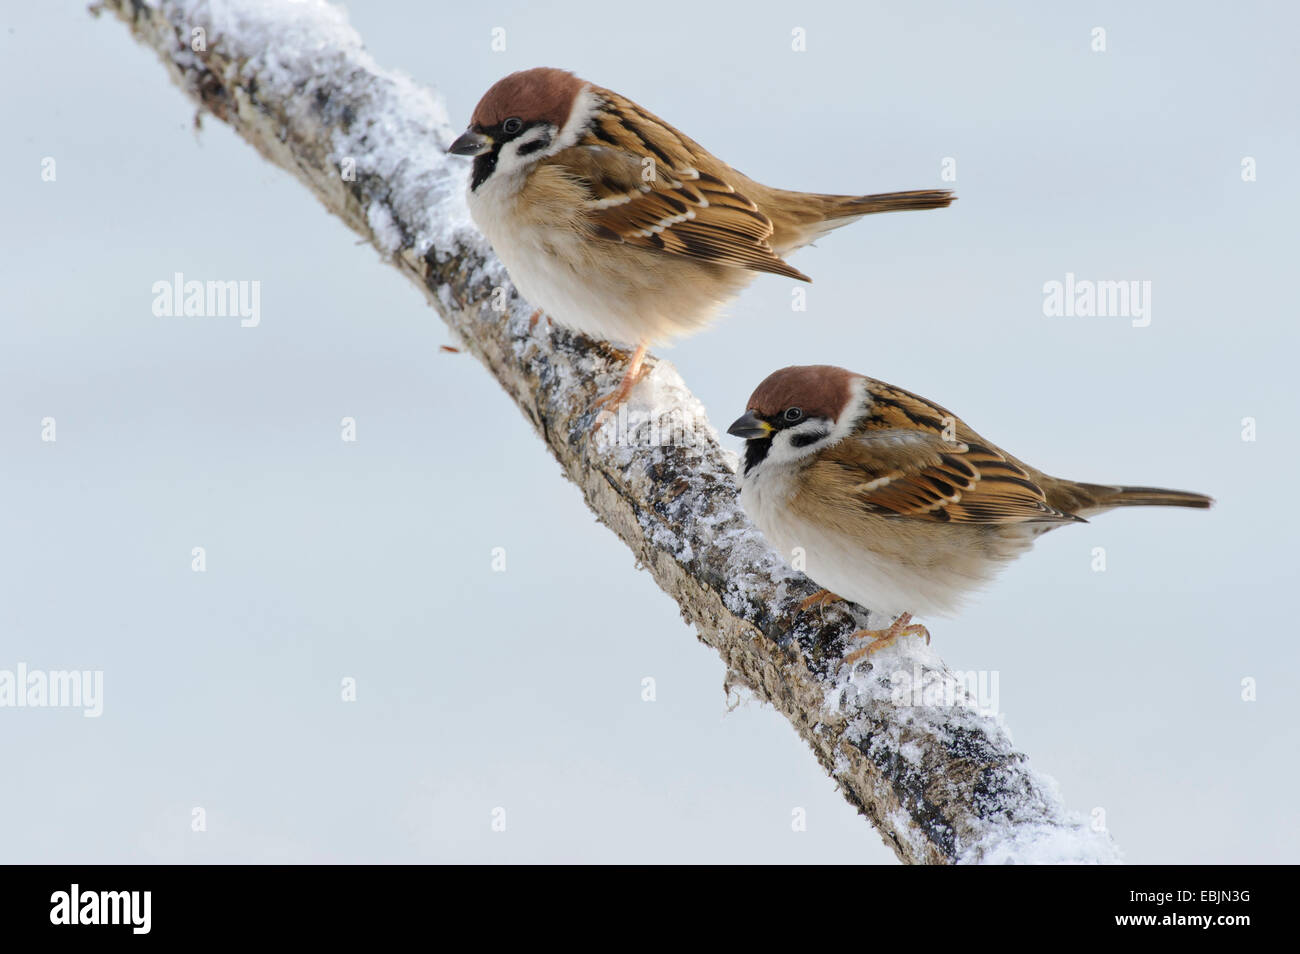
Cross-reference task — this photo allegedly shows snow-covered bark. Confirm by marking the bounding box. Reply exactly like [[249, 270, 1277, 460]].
[[100, 0, 1121, 864]]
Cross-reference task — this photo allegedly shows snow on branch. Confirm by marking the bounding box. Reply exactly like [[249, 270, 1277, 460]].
[[100, 0, 1120, 864]]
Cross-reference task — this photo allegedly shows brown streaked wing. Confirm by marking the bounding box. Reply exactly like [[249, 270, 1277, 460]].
[[542, 91, 810, 281], [805, 381, 1082, 525]]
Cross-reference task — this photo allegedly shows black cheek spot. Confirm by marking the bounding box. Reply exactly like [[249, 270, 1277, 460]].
[[790, 430, 828, 449], [517, 138, 548, 157]]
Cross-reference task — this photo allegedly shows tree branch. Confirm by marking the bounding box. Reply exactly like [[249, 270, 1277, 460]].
[[99, 0, 1120, 864]]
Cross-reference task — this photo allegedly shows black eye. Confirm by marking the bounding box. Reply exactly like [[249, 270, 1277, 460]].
[[783, 407, 804, 424], [502, 117, 523, 135]]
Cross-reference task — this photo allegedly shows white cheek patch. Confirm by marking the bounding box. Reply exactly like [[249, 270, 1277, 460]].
[[516, 127, 553, 151], [764, 422, 834, 467], [494, 127, 556, 178]]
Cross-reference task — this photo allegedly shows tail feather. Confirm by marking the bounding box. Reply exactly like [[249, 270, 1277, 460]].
[[831, 189, 956, 217], [769, 189, 954, 251], [1069, 483, 1214, 515]]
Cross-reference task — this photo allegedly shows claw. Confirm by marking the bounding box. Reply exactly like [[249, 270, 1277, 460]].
[[590, 341, 650, 431], [798, 588, 842, 613], [842, 612, 930, 664]]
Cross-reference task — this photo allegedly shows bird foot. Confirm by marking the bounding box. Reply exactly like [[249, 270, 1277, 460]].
[[842, 612, 930, 664], [798, 588, 843, 613], [590, 342, 651, 430], [592, 365, 651, 412]]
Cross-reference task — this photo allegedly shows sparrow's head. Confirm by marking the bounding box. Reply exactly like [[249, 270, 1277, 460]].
[[728, 365, 862, 475], [448, 68, 590, 190]]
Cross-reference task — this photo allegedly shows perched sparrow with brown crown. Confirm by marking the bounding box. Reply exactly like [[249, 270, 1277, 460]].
[[727, 365, 1213, 660], [448, 69, 953, 409]]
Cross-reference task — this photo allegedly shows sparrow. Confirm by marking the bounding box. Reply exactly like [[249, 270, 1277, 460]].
[[727, 365, 1213, 660], [448, 68, 953, 410]]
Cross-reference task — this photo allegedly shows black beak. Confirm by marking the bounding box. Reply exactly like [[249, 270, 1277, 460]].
[[447, 129, 491, 157], [726, 410, 773, 440]]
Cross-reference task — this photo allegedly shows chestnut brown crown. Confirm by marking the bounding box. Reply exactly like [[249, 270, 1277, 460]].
[[745, 365, 859, 423], [469, 68, 587, 131]]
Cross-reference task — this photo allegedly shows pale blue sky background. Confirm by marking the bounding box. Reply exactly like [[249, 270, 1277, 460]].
[[1, 1, 1296, 863]]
